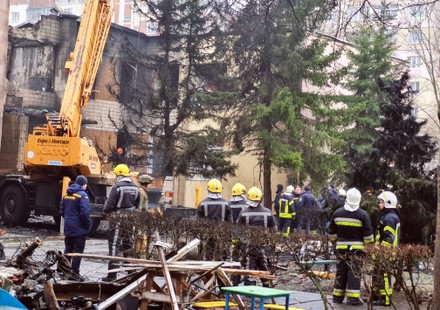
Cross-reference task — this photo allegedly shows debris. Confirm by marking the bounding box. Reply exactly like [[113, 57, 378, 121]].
[[15, 237, 43, 267], [154, 231, 180, 310]]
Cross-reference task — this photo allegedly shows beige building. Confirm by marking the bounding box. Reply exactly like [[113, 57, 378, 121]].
[[322, 0, 440, 170]]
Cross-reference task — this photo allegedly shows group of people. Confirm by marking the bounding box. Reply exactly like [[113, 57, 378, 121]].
[[59, 164, 154, 281], [196, 179, 276, 287], [273, 184, 319, 235], [275, 184, 338, 235], [60, 170, 401, 306]]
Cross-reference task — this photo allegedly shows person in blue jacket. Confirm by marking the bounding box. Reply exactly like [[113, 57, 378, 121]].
[[60, 175, 92, 280]]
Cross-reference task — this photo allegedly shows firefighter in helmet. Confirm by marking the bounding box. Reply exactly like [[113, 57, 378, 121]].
[[237, 187, 276, 287], [328, 188, 374, 306], [230, 183, 247, 223], [196, 178, 232, 260], [372, 191, 400, 307], [102, 164, 140, 281]]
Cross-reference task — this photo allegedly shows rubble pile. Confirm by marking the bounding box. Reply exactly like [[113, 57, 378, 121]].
[[0, 234, 274, 310]]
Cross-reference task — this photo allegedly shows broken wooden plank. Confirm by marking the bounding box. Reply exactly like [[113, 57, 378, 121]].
[[155, 231, 180, 310], [216, 268, 245, 310], [93, 274, 147, 310], [43, 281, 60, 310], [70, 253, 274, 279], [190, 274, 217, 302], [107, 266, 144, 273], [166, 239, 201, 263], [68, 253, 238, 268], [141, 292, 182, 304]]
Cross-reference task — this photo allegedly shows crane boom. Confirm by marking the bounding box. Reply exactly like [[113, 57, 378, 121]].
[[24, 0, 115, 176]]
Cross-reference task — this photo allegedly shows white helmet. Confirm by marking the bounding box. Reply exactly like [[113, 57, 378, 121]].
[[346, 188, 361, 206], [377, 191, 397, 208], [338, 188, 346, 197], [285, 185, 294, 193]]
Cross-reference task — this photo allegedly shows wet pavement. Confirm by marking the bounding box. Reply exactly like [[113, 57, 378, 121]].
[[1, 234, 110, 281]]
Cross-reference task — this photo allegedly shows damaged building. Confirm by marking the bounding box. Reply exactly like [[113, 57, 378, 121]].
[[2, 12, 159, 172]]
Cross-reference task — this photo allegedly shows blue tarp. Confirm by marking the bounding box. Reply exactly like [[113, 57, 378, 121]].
[[0, 289, 27, 309]]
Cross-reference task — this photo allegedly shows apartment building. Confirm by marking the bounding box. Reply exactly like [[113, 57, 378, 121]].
[[322, 0, 440, 149], [8, 0, 159, 36]]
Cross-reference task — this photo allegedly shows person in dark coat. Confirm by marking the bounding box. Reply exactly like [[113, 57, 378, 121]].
[[372, 191, 401, 306], [237, 187, 276, 287], [229, 183, 248, 223], [60, 175, 92, 280], [296, 186, 315, 234], [328, 188, 374, 306], [273, 184, 284, 221], [197, 178, 232, 260], [103, 164, 140, 281], [327, 184, 340, 211], [277, 185, 295, 236]]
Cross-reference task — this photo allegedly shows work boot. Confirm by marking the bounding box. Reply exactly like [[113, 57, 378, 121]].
[[332, 297, 344, 304], [346, 298, 363, 306], [373, 300, 391, 307]]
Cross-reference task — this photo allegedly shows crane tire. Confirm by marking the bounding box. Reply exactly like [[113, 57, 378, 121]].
[[0, 185, 29, 226]]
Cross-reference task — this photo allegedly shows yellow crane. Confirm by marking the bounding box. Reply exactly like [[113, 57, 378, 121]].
[[0, 0, 116, 227], [24, 0, 115, 176]]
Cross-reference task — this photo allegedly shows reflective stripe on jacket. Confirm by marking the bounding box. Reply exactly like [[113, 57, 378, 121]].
[[328, 207, 374, 251], [197, 197, 232, 223], [376, 209, 400, 247], [237, 204, 277, 231], [230, 199, 248, 223], [278, 198, 296, 219], [104, 177, 140, 213]]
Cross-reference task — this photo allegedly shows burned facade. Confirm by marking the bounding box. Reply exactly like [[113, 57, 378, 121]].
[[2, 13, 159, 172]]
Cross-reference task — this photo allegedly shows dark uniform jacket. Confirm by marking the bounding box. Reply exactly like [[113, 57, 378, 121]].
[[104, 177, 140, 213], [376, 209, 400, 247], [230, 198, 248, 223], [237, 204, 277, 231], [197, 197, 232, 222], [328, 207, 374, 251], [60, 183, 92, 236], [298, 191, 315, 213], [278, 193, 296, 219]]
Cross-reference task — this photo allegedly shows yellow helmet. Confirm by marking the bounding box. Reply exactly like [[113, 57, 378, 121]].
[[207, 178, 222, 193], [232, 183, 246, 196], [247, 187, 262, 202], [114, 164, 130, 177]]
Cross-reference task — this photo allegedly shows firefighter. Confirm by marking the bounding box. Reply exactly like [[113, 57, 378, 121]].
[[328, 188, 374, 306], [230, 183, 248, 223], [137, 174, 154, 211], [277, 185, 296, 236], [102, 164, 140, 281], [197, 178, 232, 260], [135, 173, 160, 259], [237, 187, 277, 287], [372, 191, 400, 307], [137, 174, 162, 218], [229, 183, 248, 285]]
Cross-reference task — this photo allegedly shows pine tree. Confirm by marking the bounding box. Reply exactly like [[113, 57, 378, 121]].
[[342, 26, 399, 187], [355, 72, 437, 244], [224, 0, 343, 206], [110, 0, 237, 178]]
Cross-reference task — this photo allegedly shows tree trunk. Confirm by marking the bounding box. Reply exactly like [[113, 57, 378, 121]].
[[263, 150, 272, 210], [433, 165, 440, 308]]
